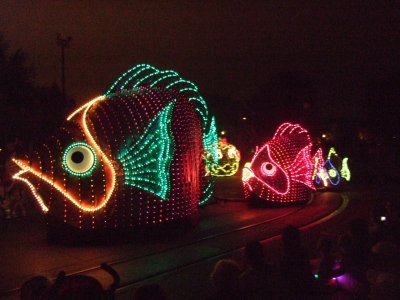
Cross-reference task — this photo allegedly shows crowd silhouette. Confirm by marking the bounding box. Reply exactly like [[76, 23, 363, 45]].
[[18, 200, 400, 299]]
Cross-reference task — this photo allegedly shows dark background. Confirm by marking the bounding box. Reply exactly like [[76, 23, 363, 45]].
[[0, 1, 399, 185]]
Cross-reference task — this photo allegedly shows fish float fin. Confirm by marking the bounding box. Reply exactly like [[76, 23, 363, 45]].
[[107, 64, 218, 205], [273, 122, 309, 139], [117, 101, 175, 200], [288, 145, 315, 190], [203, 117, 219, 169], [341, 157, 351, 181], [271, 122, 312, 166], [105, 64, 208, 122]]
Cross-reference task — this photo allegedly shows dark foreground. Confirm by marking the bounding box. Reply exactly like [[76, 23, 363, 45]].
[[0, 176, 396, 299]]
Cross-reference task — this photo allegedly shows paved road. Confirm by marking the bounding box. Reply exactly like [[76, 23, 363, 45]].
[[0, 176, 390, 299]]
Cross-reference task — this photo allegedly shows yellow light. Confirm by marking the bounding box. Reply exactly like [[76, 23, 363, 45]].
[[208, 140, 241, 177], [221, 130, 226, 135], [322, 134, 326, 138], [242, 117, 247, 121], [327, 147, 337, 159], [242, 162, 254, 182]]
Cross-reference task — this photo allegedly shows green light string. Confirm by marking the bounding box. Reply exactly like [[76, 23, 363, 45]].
[[107, 64, 218, 204], [199, 182, 213, 206], [117, 101, 175, 200]]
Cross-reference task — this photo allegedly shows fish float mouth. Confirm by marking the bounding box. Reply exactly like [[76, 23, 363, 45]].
[[242, 164, 291, 195], [12, 158, 50, 213], [12, 158, 111, 213], [210, 162, 239, 176], [242, 166, 254, 182]]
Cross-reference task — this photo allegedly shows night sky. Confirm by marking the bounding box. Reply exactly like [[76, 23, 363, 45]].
[[1, 1, 400, 118]]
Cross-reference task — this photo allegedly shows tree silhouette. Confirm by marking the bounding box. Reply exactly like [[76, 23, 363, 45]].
[[0, 33, 72, 147]]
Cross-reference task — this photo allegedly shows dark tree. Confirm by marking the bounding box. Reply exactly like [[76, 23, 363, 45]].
[[0, 33, 73, 147]]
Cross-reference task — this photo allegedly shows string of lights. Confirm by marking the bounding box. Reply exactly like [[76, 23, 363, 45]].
[[11, 65, 212, 230]]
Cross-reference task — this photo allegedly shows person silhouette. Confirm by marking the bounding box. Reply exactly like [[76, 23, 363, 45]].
[[240, 240, 278, 299], [279, 225, 316, 299], [209, 259, 242, 300]]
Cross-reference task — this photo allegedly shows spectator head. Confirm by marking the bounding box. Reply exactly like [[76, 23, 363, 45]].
[[134, 283, 168, 300], [282, 225, 301, 249], [48, 272, 103, 300], [244, 240, 264, 266], [20, 275, 51, 300], [210, 259, 241, 294]]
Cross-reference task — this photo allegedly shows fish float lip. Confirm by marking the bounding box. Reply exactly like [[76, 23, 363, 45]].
[[11, 156, 112, 213], [12, 163, 50, 213], [242, 166, 255, 182]]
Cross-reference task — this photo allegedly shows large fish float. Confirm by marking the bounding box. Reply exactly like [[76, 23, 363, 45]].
[[12, 64, 218, 234]]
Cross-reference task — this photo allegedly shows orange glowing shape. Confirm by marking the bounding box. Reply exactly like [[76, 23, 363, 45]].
[[12, 96, 116, 212]]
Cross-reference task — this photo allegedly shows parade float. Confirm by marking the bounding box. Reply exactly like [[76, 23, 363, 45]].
[[242, 122, 321, 205], [207, 138, 241, 177], [11, 64, 218, 238]]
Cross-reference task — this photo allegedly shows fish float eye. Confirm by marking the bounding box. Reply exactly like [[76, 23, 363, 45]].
[[227, 148, 236, 159], [63, 142, 97, 176], [217, 149, 223, 159], [261, 162, 277, 176], [71, 151, 84, 164], [328, 169, 337, 178]]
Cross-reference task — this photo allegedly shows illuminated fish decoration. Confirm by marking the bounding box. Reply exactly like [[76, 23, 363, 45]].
[[314, 147, 351, 188], [208, 138, 241, 177], [242, 123, 320, 203], [12, 64, 218, 230]]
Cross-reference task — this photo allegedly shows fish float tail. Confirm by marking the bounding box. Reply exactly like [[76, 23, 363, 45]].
[[289, 145, 315, 190], [341, 157, 351, 181]]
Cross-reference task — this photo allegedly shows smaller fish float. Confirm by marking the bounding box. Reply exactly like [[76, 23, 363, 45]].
[[207, 138, 241, 177], [242, 123, 321, 204]]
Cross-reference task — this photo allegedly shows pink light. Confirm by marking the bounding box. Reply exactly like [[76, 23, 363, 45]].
[[243, 122, 318, 203]]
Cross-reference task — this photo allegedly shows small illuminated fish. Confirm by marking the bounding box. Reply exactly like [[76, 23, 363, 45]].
[[208, 138, 241, 177], [242, 123, 320, 203], [315, 147, 351, 187], [12, 64, 218, 230], [315, 160, 340, 187]]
